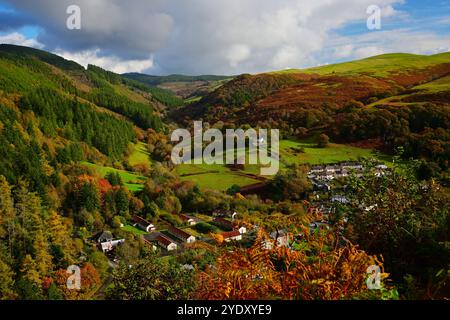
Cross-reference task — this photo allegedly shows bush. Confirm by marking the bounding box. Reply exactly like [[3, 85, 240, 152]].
[[317, 134, 330, 148], [195, 222, 219, 234]]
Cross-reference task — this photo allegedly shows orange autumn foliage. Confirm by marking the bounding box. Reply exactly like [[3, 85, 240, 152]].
[[54, 263, 101, 300], [195, 227, 389, 300]]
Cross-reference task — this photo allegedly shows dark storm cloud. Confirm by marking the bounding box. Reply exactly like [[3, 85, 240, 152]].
[[0, 10, 31, 31]]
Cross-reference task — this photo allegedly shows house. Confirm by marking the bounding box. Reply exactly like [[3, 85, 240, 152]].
[[238, 226, 247, 234], [156, 234, 177, 251], [313, 182, 331, 192], [92, 231, 113, 243], [179, 214, 197, 226], [221, 230, 242, 242], [133, 215, 156, 232], [91, 231, 125, 252], [168, 226, 196, 243], [270, 230, 291, 247], [310, 165, 325, 173], [331, 195, 349, 204], [263, 230, 291, 250], [325, 165, 340, 173], [335, 169, 349, 178], [100, 239, 125, 253], [142, 236, 158, 251], [341, 162, 363, 170], [212, 210, 234, 218], [213, 217, 234, 230], [315, 172, 334, 181]]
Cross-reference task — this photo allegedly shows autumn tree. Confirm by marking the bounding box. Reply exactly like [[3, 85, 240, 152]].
[[33, 229, 53, 276], [195, 228, 395, 300], [0, 258, 16, 299], [343, 161, 450, 298], [107, 253, 196, 300], [21, 254, 41, 286], [317, 133, 330, 148]]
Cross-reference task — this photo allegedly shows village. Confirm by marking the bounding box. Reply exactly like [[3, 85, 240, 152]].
[[90, 161, 389, 265]]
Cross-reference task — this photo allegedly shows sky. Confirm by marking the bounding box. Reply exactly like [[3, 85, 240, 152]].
[[0, 0, 449, 75]]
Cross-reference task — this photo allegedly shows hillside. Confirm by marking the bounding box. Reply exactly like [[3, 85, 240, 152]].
[[0, 44, 171, 193], [123, 72, 233, 101], [173, 52, 450, 175], [0, 45, 448, 302]]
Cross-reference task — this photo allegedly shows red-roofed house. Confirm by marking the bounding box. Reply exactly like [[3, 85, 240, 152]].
[[179, 214, 197, 226], [156, 235, 177, 251], [168, 226, 196, 243], [221, 230, 242, 242], [133, 215, 156, 232]]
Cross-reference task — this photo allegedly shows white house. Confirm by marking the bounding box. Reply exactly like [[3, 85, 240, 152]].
[[133, 215, 156, 232], [222, 230, 242, 242], [168, 226, 196, 243], [100, 239, 125, 253], [238, 226, 247, 234], [156, 235, 177, 251], [179, 214, 197, 226]]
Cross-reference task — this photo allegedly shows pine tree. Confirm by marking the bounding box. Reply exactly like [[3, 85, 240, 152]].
[[21, 254, 41, 286], [47, 211, 67, 247], [0, 176, 15, 257], [0, 258, 16, 300], [33, 229, 53, 276]]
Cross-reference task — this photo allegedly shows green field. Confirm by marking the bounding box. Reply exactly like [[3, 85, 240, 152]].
[[128, 141, 152, 167], [177, 163, 261, 191], [81, 161, 147, 192], [279, 139, 381, 165], [411, 74, 450, 93], [122, 224, 148, 235], [273, 52, 450, 78], [175, 138, 388, 191]]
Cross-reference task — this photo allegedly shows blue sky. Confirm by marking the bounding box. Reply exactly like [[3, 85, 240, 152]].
[[337, 1, 450, 36], [0, 0, 449, 74]]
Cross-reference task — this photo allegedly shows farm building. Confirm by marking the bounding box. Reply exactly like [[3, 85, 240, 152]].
[[179, 214, 198, 226], [100, 239, 125, 253], [91, 231, 113, 243], [221, 230, 242, 242], [263, 230, 291, 249], [133, 215, 156, 232], [168, 226, 196, 243], [155, 235, 178, 251], [238, 226, 247, 234]]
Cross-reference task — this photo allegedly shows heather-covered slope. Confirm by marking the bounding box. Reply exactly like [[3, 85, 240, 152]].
[[173, 52, 450, 176]]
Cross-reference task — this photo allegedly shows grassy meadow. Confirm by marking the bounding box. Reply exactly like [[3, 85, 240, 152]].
[[176, 138, 390, 191], [81, 161, 147, 192], [128, 141, 152, 167]]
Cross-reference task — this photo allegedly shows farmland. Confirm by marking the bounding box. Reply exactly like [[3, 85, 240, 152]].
[[176, 138, 389, 191], [81, 161, 147, 192], [128, 141, 152, 167]]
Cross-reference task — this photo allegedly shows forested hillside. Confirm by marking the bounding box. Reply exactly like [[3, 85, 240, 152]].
[[0, 45, 448, 300], [174, 52, 450, 182]]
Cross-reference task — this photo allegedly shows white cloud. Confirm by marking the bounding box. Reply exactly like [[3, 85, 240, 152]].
[[226, 44, 251, 68], [353, 46, 386, 59], [333, 44, 354, 59], [271, 46, 303, 70], [55, 48, 154, 74], [0, 32, 43, 48], [329, 29, 450, 61], [3, 0, 450, 74]]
